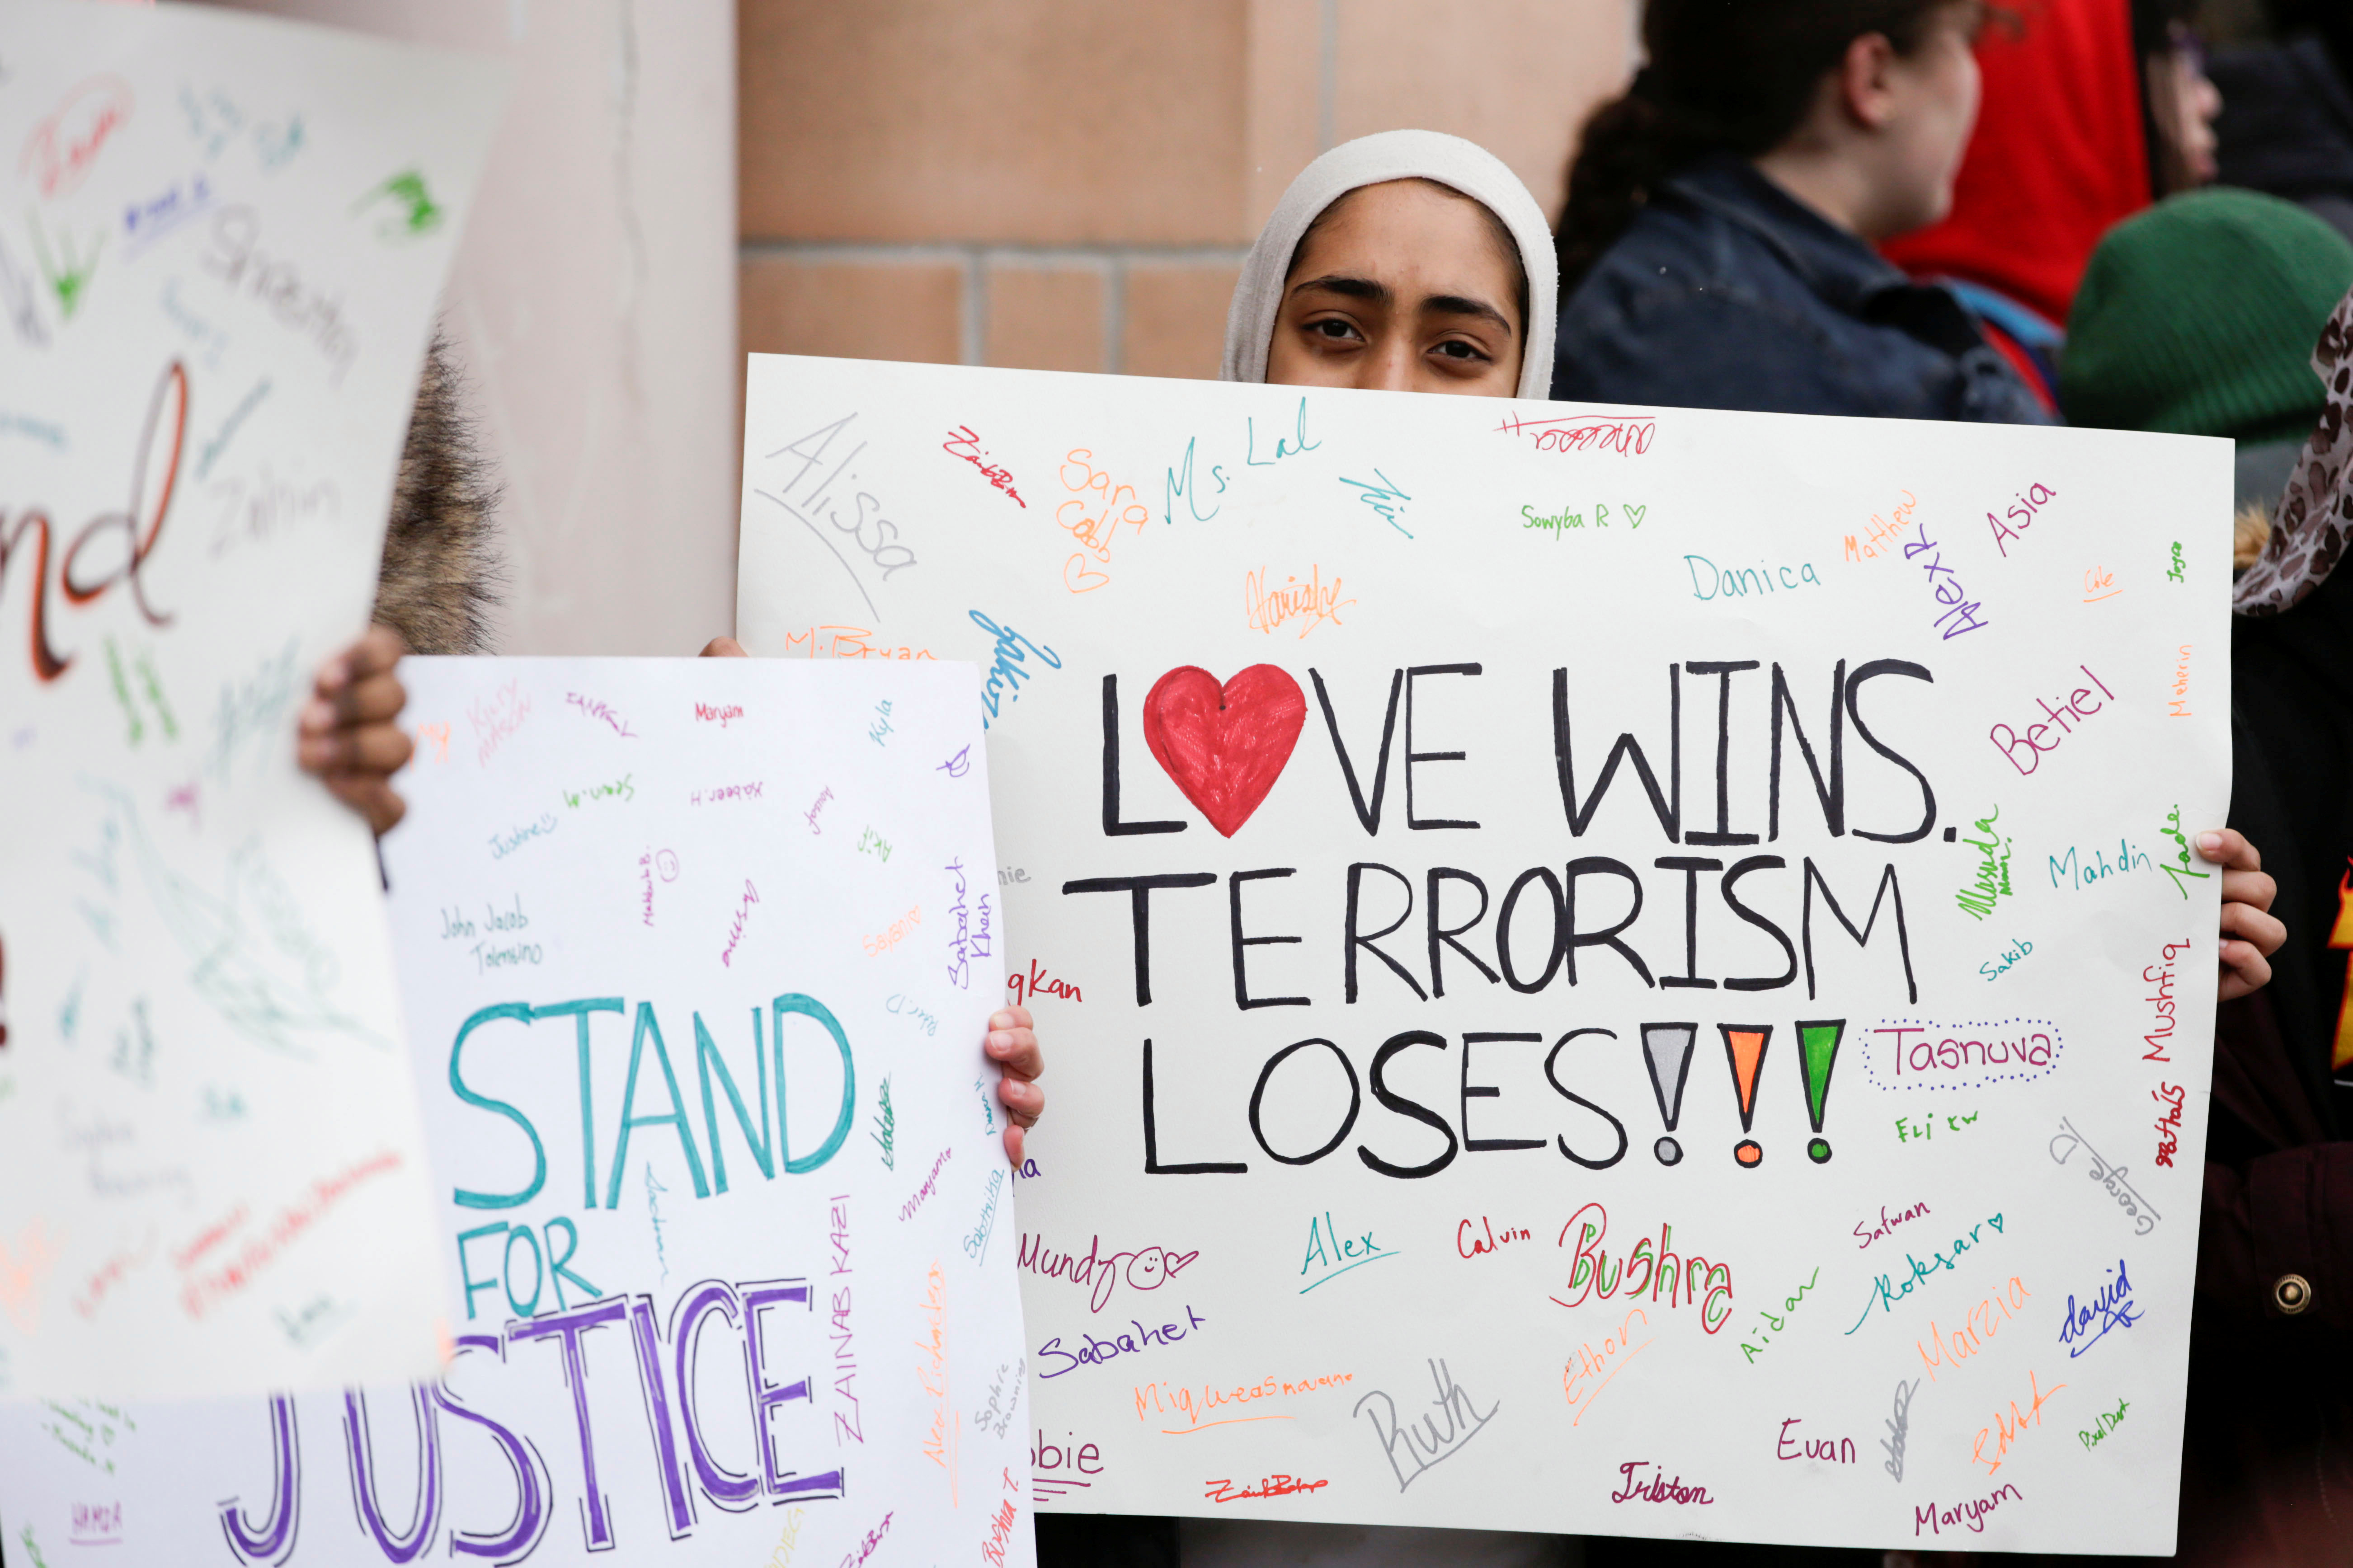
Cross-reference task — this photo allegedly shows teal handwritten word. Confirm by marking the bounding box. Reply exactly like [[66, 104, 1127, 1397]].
[[1299, 1210, 1398, 1293], [1685, 554, 1821, 601], [2048, 838, 2150, 891], [1979, 935, 2033, 982], [1338, 469, 1412, 538], [444, 992, 856, 1237], [1845, 1214, 2005, 1334], [1162, 435, 1228, 525], [871, 1076, 895, 1170], [1246, 396, 1320, 466], [969, 610, 1061, 730]]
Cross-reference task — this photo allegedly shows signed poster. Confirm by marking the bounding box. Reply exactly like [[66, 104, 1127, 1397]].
[[0, 2, 504, 1399], [737, 353, 2231, 1553], [0, 657, 1037, 1567]]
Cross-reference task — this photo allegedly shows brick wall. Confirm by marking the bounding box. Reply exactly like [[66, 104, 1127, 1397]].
[[739, 0, 1637, 380]]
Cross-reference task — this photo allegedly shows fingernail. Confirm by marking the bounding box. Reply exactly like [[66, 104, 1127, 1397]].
[[990, 1011, 1014, 1029], [986, 1034, 1009, 1054], [299, 699, 334, 732]]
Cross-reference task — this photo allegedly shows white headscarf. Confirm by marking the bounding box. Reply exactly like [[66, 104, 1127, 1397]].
[[1220, 129, 1560, 401]]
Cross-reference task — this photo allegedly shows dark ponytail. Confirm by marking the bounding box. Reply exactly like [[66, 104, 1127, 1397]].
[[1556, 0, 1972, 291]]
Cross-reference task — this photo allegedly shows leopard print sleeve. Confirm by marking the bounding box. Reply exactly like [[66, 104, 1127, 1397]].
[[2235, 286, 2353, 617]]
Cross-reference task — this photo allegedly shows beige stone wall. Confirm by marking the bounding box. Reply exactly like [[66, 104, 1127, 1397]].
[[740, 0, 1638, 381]]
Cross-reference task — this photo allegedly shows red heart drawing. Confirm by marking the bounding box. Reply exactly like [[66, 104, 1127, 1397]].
[[1141, 665, 1306, 837]]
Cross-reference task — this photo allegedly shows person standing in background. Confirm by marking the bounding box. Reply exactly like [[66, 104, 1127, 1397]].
[[1551, 0, 2046, 423], [2061, 186, 2353, 505], [1884, 0, 2221, 413]]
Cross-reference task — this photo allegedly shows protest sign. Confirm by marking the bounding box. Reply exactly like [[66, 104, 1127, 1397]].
[[0, 1, 504, 1399], [0, 656, 1036, 1566], [736, 354, 2231, 1553]]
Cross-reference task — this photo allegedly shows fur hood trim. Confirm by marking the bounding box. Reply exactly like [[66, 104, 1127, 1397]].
[[373, 331, 502, 655]]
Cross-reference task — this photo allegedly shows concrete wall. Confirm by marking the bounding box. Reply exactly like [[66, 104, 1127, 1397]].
[[207, 0, 741, 657], [739, 0, 1638, 380]]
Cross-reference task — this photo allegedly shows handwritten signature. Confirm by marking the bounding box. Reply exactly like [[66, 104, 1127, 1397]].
[[1244, 565, 1355, 639], [1204, 1474, 1330, 1503], [2057, 1258, 2140, 1358], [1354, 1358, 1496, 1492], [1880, 1378, 1919, 1481], [944, 426, 1026, 507]]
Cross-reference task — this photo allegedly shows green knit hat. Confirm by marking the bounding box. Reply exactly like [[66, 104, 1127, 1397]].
[[2062, 188, 2353, 443]]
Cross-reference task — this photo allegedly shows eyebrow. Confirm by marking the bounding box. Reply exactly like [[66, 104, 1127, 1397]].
[[1289, 274, 1515, 337], [1423, 294, 1515, 337]]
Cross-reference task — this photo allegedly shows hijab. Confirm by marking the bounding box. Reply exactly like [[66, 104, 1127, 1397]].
[[1220, 129, 1559, 401]]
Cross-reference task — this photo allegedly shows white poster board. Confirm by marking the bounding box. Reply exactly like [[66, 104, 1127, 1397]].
[[737, 354, 2231, 1554], [0, 1, 504, 1399], [0, 657, 1038, 1567]]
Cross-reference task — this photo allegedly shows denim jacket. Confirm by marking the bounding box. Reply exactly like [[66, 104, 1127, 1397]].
[[1552, 156, 2051, 424]]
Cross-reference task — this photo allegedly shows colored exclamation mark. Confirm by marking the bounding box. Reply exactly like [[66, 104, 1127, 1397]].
[[1796, 1019, 1846, 1164], [1640, 1023, 1697, 1166], [1721, 1024, 1772, 1168]]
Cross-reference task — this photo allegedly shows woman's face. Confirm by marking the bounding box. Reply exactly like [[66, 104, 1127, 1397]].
[[1869, 4, 1985, 239], [2147, 28, 2222, 192], [1265, 179, 1524, 397]]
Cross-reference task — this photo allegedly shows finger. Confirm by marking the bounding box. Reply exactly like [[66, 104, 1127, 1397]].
[[988, 1006, 1040, 1071], [700, 637, 748, 658], [2196, 829, 2261, 873], [1004, 1122, 1026, 1168], [2220, 901, 2287, 958], [302, 722, 415, 775], [336, 668, 409, 725], [2218, 939, 2273, 1002], [1000, 1075, 1044, 1124], [323, 772, 407, 836], [987, 1025, 1041, 1080], [302, 669, 409, 737], [2218, 869, 2277, 915], [316, 625, 408, 695]]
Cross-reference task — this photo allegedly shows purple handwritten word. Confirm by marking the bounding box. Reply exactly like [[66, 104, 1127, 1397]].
[[219, 1282, 845, 1559], [945, 859, 993, 990], [565, 692, 637, 738]]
